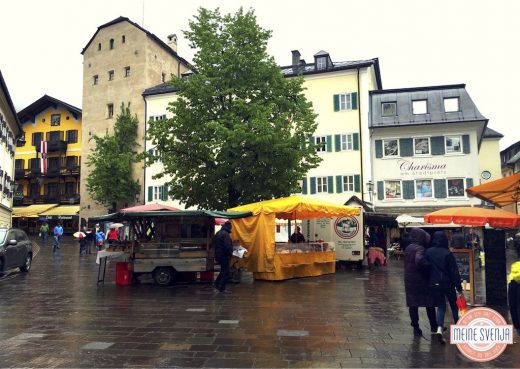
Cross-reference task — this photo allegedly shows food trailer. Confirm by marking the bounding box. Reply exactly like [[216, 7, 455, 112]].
[[228, 196, 360, 280], [90, 209, 252, 286]]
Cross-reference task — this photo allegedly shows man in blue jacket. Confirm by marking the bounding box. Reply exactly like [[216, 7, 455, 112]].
[[53, 223, 64, 252]]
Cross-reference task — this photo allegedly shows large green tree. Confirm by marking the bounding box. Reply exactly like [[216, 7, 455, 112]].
[[86, 103, 141, 211], [146, 7, 320, 210]]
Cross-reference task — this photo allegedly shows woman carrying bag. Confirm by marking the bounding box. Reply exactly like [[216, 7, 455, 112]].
[[425, 231, 464, 343]]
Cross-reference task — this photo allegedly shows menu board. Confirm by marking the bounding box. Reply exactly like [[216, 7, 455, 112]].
[[483, 229, 507, 306], [451, 249, 475, 304]]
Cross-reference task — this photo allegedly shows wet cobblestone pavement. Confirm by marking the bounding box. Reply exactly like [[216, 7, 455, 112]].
[[0, 237, 518, 368]]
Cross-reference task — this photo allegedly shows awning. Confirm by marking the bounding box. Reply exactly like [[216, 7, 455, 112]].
[[39, 205, 80, 219], [12, 204, 59, 218], [89, 209, 252, 222], [466, 173, 520, 207]]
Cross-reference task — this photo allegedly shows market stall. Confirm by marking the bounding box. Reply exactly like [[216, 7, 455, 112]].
[[228, 195, 360, 280]]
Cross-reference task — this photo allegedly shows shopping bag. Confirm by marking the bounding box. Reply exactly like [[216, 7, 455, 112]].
[[456, 293, 468, 315]]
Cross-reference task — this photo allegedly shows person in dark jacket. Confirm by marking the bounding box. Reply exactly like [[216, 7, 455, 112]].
[[214, 221, 233, 293], [508, 261, 520, 338], [289, 226, 305, 243], [513, 234, 520, 259], [425, 231, 463, 343], [404, 227, 437, 336]]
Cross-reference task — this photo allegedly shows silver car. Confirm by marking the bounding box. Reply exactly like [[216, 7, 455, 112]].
[[0, 228, 33, 275]]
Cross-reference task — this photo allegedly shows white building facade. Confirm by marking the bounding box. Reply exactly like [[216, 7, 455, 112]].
[[369, 84, 491, 215], [0, 71, 22, 227]]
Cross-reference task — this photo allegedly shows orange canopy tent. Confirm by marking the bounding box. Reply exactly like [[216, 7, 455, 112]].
[[424, 206, 520, 228], [465, 172, 520, 208]]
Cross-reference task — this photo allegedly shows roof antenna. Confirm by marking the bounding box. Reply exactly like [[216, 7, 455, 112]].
[[142, 0, 145, 27]]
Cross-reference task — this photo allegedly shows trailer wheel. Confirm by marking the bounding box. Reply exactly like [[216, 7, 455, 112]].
[[152, 267, 177, 286]]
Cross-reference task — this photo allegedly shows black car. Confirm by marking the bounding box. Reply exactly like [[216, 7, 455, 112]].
[[0, 228, 33, 275]]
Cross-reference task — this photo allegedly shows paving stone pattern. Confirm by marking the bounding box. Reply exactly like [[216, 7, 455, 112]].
[[0, 237, 518, 368]]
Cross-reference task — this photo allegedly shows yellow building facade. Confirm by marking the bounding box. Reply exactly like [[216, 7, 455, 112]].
[[14, 95, 81, 234]]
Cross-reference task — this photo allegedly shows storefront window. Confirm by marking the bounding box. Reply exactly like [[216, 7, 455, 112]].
[[385, 180, 401, 199], [415, 179, 433, 198], [447, 178, 465, 197], [383, 139, 399, 157]]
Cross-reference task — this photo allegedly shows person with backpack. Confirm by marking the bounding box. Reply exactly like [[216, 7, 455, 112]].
[[96, 228, 106, 250], [426, 231, 463, 343]]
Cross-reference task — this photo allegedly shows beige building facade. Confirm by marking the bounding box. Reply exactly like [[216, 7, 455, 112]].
[[80, 17, 189, 219]]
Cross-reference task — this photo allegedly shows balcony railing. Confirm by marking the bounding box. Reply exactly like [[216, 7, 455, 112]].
[[35, 140, 68, 153], [59, 193, 80, 204], [16, 165, 80, 179], [14, 194, 80, 206]]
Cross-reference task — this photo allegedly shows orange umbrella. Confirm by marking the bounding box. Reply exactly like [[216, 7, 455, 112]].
[[465, 172, 520, 208], [424, 206, 520, 228]]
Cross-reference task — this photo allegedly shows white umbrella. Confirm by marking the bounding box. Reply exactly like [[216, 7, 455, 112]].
[[109, 223, 124, 229], [396, 214, 424, 228], [73, 231, 86, 239]]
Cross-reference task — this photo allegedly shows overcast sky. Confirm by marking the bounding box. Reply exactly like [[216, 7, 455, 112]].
[[1, 0, 518, 150]]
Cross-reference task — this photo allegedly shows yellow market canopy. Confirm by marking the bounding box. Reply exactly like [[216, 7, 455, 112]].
[[228, 195, 360, 219], [39, 205, 80, 218], [12, 204, 58, 218]]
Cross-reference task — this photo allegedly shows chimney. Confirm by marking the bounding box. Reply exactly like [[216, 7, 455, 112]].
[[167, 34, 178, 53], [291, 50, 301, 74]]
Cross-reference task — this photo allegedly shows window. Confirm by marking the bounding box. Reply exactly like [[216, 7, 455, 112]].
[[47, 182, 59, 196], [343, 175, 354, 192], [108, 70, 114, 81], [339, 94, 352, 111], [32, 132, 43, 146], [107, 104, 114, 119], [444, 97, 459, 112], [15, 159, 24, 169], [66, 156, 78, 168], [415, 179, 433, 198], [445, 135, 462, 153], [316, 177, 328, 193], [48, 131, 62, 142], [98, 43, 101, 51], [51, 114, 61, 126], [124, 66, 131, 77], [383, 139, 399, 157], [153, 186, 163, 201], [412, 100, 427, 114], [122, 35, 126, 43], [65, 182, 76, 195], [316, 57, 327, 70], [447, 178, 465, 197], [384, 180, 402, 199], [382, 102, 397, 117], [109, 38, 114, 49], [162, 73, 166, 82], [414, 137, 430, 155], [67, 130, 78, 143], [315, 136, 326, 152], [341, 134, 353, 151], [93, 75, 98, 85]]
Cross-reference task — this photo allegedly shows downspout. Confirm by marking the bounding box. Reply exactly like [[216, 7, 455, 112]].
[[142, 93, 147, 206], [357, 68, 364, 201]]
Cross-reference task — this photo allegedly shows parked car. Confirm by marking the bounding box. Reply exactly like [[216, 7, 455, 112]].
[[0, 228, 33, 275]]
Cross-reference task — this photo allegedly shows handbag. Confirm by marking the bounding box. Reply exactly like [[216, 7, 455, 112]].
[[456, 293, 468, 315]]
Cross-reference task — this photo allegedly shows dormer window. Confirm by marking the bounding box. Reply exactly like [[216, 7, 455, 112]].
[[444, 97, 459, 112], [316, 57, 327, 70]]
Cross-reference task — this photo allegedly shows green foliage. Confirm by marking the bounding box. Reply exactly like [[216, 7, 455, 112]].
[[86, 103, 141, 210], [146, 7, 320, 210]]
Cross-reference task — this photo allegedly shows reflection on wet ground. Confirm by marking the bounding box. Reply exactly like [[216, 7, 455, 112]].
[[0, 237, 518, 368]]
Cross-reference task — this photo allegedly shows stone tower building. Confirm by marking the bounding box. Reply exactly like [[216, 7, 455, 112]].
[[80, 16, 189, 219]]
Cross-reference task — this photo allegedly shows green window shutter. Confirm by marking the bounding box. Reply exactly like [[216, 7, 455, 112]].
[[353, 133, 359, 151], [333, 94, 339, 112], [434, 179, 447, 198], [375, 140, 383, 158], [351, 92, 358, 110], [335, 134, 341, 152], [327, 176, 334, 193], [403, 180, 415, 199], [354, 175, 361, 193], [310, 177, 317, 194], [377, 181, 384, 200], [162, 184, 168, 201], [336, 176, 343, 193], [400, 138, 414, 157], [147, 186, 153, 201], [302, 178, 308, 194], [466, 178, 474, 197], [326, 135, 332, 152], [309, 136, 314, 147], [431, 136, 445, 155], [462, 134, 470, 154]]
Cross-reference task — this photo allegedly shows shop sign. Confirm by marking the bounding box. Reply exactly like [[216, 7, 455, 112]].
[[398, 159, 447, 177], [13, 191, 23, 200], [39, 215, 75, 220]]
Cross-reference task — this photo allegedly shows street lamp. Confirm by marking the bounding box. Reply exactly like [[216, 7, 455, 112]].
[[366, 180, 374, 203]]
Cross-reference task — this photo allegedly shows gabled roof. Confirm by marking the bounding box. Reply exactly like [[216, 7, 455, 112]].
[[281, 57, 382, 89], [17, 95, 81, 124], [0, 70, 22, 135], [81, 16, 190, 68], [142, 82, 180, 97], [483, 127, 504, 139]]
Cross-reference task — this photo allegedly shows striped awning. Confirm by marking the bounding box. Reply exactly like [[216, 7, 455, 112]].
[[12, 204, 59, 218]]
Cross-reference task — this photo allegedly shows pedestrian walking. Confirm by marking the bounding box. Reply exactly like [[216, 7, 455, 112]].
[[213, 221, 233, 293], [96, 228, 106, 250], [404, 227, 437, 337], [39, 222, 49, 245], [107, 227, 119, 247], [52, 223, 63, 252], [78, 234, 87, 256], [83, 226, 94, 254], [425, 231, 463, 344], [508, 261, 520, 338]]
